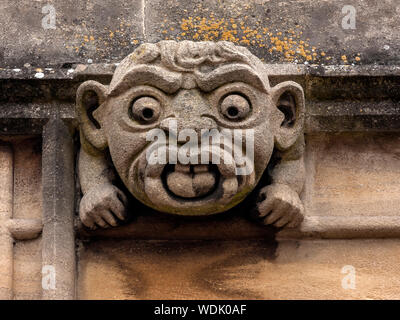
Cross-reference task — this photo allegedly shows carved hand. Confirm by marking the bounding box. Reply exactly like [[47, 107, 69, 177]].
[[257, 183, 304, 228], [79, 183, 128, 229]]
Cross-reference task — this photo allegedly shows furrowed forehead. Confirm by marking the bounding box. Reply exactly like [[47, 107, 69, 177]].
[[108, 63, 269, 96], [108, 41, 270, 96], [108, 65, 183, 96], [195, 63, 269, 93]]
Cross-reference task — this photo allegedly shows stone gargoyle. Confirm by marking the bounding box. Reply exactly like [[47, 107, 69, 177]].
[[76, 40, 305, 230]]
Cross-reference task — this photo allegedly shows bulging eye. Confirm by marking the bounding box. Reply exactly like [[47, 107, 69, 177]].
[[131, 96, 161, 123], [220, 94, 251, 120]]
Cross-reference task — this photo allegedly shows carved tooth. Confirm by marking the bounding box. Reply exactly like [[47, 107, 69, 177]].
[[175, 164, 190, 173], [193, 164, 209, 173]]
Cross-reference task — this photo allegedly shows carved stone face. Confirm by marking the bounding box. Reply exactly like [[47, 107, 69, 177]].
[[77, 41, 305, 216]]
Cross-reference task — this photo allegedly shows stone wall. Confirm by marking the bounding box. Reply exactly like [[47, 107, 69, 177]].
[[0, 0, 400, 300]]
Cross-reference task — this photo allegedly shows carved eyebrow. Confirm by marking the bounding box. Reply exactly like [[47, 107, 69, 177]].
[[194, 64, 268, 93], [108, 65, 182, 96]]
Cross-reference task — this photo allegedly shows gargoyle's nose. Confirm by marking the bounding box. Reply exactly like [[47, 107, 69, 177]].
[[160, 89, 218, 140], [160, 117, 217, 141]]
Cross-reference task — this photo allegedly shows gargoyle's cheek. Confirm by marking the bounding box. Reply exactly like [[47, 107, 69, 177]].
[[105, 129, 150, 185], [251, 126, 275, 175]]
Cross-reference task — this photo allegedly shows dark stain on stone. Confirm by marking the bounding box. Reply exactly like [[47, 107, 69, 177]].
[[80, 240, 149, 298], [194, 239, 278, 299]]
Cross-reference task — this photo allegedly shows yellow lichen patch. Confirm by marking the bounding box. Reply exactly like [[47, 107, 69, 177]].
[[176, 15, 327, 62], [178, 16, 240, 43], [156, 2, 360, 65]]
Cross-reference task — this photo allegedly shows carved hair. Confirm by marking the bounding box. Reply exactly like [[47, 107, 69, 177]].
[[109, 40, 269, 95]]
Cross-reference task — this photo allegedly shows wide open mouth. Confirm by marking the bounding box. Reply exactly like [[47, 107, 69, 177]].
[[129, 142, 255, 215], [162, 163, 220, 200]]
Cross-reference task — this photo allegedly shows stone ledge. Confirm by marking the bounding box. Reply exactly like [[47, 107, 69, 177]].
[[0, 64, 399, 134], [278, 216, 400, 239], [2, 64, 400, 79]]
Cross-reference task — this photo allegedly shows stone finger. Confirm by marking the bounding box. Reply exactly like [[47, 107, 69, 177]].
[[92, 214, 109, 228], [109, 198, 127, 220], [101, 210, 119, 227], [257, 198, 275, 217], [274, 209, 295, 228]]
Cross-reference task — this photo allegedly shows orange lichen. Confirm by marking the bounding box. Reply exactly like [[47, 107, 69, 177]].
[[156, 3, 362, 64]]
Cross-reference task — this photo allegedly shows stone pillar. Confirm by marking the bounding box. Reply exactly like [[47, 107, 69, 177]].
[[41, 119, 76, 299]]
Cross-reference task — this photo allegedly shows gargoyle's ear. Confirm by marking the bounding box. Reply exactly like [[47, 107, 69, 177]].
[[76, 80, 108, 151], [271, 81, 305, 150]]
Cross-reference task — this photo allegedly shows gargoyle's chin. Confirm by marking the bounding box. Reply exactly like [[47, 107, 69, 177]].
[[128, 144, 255, 216]]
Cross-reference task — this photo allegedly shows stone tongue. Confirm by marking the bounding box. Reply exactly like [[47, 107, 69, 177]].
[[166, 168, 216, 198]]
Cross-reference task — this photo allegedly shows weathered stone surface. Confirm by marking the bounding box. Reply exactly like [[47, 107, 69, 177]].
[[0, 142, 14, 299], [41, 119, 75, 299], [11, 138, 43, 300], [0, 138, 43, 300], [1, 0, 399, 67], [278, 133, 400, 239], [306, 133, 400, 217], [0, 0, 143, 67], [13, 138, 43, 220], [146, 0, 400, 65], [78, 239, 400, 299], [13, 239, 43, 300]]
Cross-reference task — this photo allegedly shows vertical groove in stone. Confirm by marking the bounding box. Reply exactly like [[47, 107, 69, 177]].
[[142, 0, 147, 42], [0, 142, 14, 300], [41, 119, 75, 300]]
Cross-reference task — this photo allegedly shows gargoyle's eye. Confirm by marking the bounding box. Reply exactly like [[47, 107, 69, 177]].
[[220, 94, 251, 121], [131, 96, 161, 123]]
